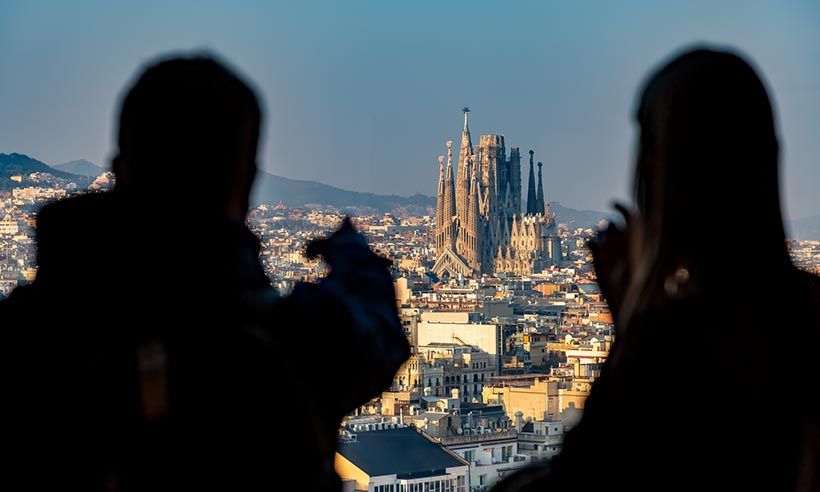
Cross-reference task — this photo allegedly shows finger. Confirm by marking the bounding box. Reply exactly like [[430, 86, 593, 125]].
[[340, 216, 356, 232], [305, 238, 327, 260], [612, 202, 634, 227]]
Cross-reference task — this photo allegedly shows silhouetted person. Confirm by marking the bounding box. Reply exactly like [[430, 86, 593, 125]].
[[495, 48, 819, 491], [1, 56, 409, 491]]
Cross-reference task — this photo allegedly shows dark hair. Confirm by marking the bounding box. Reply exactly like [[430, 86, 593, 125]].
[[625, 47, 790, 316], [115, 55, 262, 212]]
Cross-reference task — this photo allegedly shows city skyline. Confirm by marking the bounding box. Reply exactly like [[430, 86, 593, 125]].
[[0, 1, 818, 220]]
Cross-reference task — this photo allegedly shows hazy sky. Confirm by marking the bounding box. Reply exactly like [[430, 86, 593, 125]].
[[0, 0, 817, 218]]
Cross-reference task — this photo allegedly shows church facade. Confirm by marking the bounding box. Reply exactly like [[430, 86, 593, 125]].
[[433, 109, 562, 278]]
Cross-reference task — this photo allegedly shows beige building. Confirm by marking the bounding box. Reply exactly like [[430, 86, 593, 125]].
[[566, 349, 608, 379], [419, 343, 496, 402], [0, 215, 19, 235], [483, 375, 592, 428], [394, 277, 411, 306], [483, 377, 559, 422], [416, 311, 502, 369], [522, 332, 549, 366]]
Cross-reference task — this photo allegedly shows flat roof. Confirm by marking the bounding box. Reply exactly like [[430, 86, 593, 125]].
[[338, 427, 466, 479]]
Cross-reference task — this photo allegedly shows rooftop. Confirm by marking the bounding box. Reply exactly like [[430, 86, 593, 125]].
[[337, 427, 467, 479]]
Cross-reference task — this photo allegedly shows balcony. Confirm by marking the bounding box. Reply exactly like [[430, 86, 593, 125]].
[[438, 429, 518, 445]]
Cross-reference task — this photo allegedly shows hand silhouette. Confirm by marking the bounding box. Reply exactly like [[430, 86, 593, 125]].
[[588, 203, 639, 319]]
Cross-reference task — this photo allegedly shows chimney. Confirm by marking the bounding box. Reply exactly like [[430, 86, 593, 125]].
[[514, 411, 524, 432]]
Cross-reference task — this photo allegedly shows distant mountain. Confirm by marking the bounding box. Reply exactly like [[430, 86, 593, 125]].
[[3, 152, 617, 226], [252, 172, 436, 215], [253, 172, 613, 226], [550, 202, 616, 230], [53, 159, 105, 177], [0, 153, 80, 189], [788, 214, 820, 241]]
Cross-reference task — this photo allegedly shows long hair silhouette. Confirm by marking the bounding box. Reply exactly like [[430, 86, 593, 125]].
[[623, 48, 790, 323]]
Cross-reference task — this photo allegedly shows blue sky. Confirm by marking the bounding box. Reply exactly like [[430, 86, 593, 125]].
[[0, 0, 817, 218]]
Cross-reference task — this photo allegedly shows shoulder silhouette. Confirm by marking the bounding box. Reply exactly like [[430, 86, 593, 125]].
[[494, 47, 820, 492], [1, 55, 409, 491]]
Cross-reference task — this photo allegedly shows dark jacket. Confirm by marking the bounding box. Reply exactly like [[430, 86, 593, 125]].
[[495, 266, 820, 492], [1, 191, 409, 491]]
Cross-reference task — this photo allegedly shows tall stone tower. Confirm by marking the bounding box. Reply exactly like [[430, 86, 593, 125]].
[[455, 108, 474, 232], [525, 150, 537, 215], [434, 139, 472, 278], [433, 110, 562, 279]]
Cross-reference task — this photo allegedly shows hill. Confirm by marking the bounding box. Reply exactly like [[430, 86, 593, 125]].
[[3, 152, 615, 228], [0, 153, 81, 190], [549, 202, 615, 229], [53, 159, 105, 177], [253, 172, 612, 227], [252, 172, 435, 216]]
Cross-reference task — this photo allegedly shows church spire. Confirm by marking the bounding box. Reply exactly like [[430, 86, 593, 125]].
[[526, 150, 537, 214], [460, 107, 473, 155], [536, 161, 545, 215], [443, 140, 457, 250], [467, 153, 482, 271], [456, 107, 474, 232], [437, 155, 445, 194], [436, 155, 445, 237]]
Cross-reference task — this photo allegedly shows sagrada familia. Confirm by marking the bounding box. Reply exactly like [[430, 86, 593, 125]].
[[433, 109, 562, 278]]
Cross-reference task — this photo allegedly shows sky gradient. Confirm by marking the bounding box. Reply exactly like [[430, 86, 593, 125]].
[[0, 0, 818, 219]]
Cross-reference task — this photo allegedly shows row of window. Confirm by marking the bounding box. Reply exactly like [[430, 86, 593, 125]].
[[375, 476, 466, 492]]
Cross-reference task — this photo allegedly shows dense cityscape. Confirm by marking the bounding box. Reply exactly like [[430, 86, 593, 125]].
[[1, 147, 818, 491]]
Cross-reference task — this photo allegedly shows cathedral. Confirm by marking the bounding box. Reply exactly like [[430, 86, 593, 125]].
[[433, 109, 562, 278]]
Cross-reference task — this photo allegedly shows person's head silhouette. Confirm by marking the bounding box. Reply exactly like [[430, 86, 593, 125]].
[[631, 47, 788, 299], [114, 55, 261, 219]]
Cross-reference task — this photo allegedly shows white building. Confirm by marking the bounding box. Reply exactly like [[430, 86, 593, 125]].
[[0, 215, 20, 235], [442, 430, 530, 491], [416, 312, 502, 371]]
